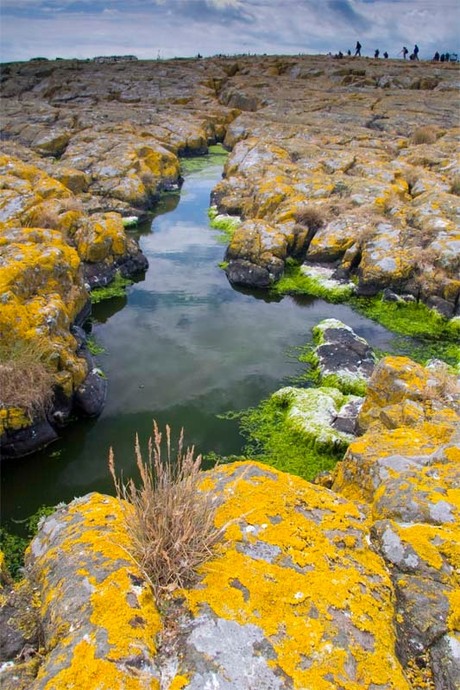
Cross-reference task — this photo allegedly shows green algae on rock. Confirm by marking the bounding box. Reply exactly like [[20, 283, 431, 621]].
[[236, 386, 358, 480], [272, 261, 356, 302]]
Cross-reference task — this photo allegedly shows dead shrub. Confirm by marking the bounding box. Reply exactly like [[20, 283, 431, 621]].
[[109, 422, 223, 596], [0, 340, 54, 417], [410, 126, 438, 146], [294, 206, 325, 230]]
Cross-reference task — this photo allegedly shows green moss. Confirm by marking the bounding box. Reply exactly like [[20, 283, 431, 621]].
[[271, 263, 355, 303], [90, 272, 133, 304], [1, 505, 57, 579], [237, 396, 344, 480]]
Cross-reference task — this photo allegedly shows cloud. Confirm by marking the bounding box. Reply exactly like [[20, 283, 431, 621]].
[[1, 0, 458, 62]]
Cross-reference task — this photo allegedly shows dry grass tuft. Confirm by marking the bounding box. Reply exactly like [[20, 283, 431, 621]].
[[0, 340, 54, 416], [410, 126, 438, 146], [294, 206, 325, 230], [109, 422, 223, 595], [24, 207, 61, 229]]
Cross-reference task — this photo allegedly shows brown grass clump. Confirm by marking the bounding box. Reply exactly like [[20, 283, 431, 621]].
[[410, 126, 438, 146], [109, 422, 223, 595], [0, 340, 54, 417], [24, 207, 61, 229], [294, 206, 325, 230]]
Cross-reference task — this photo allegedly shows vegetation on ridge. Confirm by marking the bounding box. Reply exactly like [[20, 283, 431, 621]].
[[0, 339, 55, 424], [109, 421, 224, 597]]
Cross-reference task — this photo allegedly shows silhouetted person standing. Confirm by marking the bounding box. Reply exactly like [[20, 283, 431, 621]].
[[383, 51, 389, 59], [414, 45, 419, 60], [374, 49, 380, 58], [402, 46, 409, 59], [355, 41, 362, 57]]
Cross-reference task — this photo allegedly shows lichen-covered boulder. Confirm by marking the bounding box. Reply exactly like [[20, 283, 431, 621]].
[[357, 355, 460, 432], [61, 130, 181, 208], [22, 465, 411, 689], [26, 494, 162, 690], [332, 356, 460, 688], [224, 219, 287, 288]]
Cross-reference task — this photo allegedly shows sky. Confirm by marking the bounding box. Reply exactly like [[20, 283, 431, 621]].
[[1, 0, 459, 64]]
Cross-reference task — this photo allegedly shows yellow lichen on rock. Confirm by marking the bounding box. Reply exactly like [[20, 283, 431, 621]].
[[183, 461, 410, 689], [27, 493, 161, 690], [74, 212, 128, 263]]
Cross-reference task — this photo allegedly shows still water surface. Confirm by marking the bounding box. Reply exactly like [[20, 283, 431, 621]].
[[2, 149, 397, 526]]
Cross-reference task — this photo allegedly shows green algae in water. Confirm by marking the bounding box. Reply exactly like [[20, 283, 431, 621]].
[[180, 144, 228, 174], [91, 272, 133, 304], [208, 205, 241, 244], [235, 394, 346, 481], [351, 297, 460, 367]]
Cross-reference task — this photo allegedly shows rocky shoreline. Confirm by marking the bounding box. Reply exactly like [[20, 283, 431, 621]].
[[1, 54, 459, 456], [1, 344, 459, 689]]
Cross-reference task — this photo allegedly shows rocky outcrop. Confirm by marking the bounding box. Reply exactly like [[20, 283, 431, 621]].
[[1, 355, 458, 688], [333, 356, 460, 689], [1, 55, 459, 453], [212, 59, 460, 315]]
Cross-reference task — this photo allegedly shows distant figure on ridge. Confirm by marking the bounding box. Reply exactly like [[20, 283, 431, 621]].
[[347, 49, 351, 56], [374, 49, 380, 58], [413, 44, 419, 60], [401, 46, 409, 59], [383, 51, 389, 59], [355, 41, 362, 57], [433, 51, 440, 61]]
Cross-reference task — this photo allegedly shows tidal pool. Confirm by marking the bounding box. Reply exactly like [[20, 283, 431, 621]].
[[1, 147, 398, 526]]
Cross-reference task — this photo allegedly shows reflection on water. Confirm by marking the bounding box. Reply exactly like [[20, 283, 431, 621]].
[[1, 148, 397, 526]]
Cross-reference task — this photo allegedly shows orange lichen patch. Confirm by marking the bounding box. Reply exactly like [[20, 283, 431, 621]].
[[168, 676, 189, 690], [183, 462, 409, 689], [36, 638, 159, 690], [387, 522, 455, 573], [444, 446, 460, 463]]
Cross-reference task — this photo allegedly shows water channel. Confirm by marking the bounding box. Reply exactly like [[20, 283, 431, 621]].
[[2, 147, 399, 528]]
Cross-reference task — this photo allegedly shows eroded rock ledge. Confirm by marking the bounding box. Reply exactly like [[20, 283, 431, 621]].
[[1, 355, 458, 689], [1, 54, 459, 457]]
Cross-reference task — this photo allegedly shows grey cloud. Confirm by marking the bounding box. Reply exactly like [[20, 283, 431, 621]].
[[1, 0, 458, 63], [328, 0, 371, 31]]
